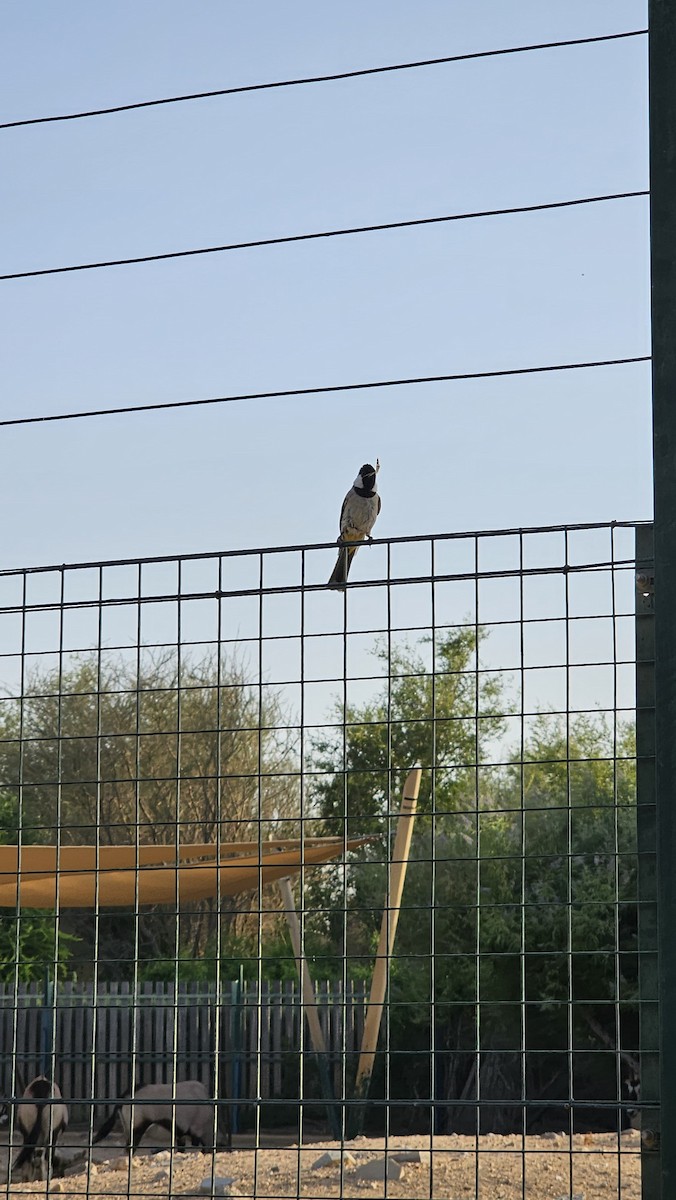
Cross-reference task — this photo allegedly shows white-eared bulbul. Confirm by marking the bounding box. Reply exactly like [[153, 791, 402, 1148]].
[[327, 461, 381, 588]]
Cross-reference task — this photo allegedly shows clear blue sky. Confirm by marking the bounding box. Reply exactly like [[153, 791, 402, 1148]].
[[0, 1, 650, 572]]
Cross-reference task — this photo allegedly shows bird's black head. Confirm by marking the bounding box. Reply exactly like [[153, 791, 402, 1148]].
[[359, 463, 377, 489]]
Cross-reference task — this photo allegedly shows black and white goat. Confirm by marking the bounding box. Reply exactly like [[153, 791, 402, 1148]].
[[91, 1080, 231, 1154], [9, 1075, 69, 1181]]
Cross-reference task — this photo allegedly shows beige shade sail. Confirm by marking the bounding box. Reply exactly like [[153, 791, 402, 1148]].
[[0, 844, 218, 877], [0, 840, 348, 875], [0, 839, 369, 908]]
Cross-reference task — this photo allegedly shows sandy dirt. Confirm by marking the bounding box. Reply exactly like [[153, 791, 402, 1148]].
[[0, 1128, 643, 1200]]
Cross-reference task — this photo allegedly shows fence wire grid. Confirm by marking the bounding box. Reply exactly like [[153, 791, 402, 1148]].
[[0, 520, 654, 1200]]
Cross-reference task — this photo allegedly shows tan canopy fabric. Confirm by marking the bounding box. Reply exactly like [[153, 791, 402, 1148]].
[[0, 839, 369, 908]]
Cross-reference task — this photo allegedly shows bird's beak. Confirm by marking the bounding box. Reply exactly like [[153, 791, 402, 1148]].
[[376, 458, 380, 473]]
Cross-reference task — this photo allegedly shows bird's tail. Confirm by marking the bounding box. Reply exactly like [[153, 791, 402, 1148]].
[[327, 545, 358, 588]]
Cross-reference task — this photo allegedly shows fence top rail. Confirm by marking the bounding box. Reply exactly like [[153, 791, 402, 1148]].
[[0, 519, 650, 580], [0, 980, 368, 997], [0, 555, 645, 617]]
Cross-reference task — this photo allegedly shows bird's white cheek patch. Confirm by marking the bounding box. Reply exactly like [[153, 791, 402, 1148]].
[[353, 475, 363, 488]]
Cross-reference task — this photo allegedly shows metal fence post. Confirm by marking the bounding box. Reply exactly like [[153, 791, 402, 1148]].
[[230, 966, 243, 1136], [650, 2, 676, 1194], [40, 970, 53, 1079], [636, 526, 659, 1198]]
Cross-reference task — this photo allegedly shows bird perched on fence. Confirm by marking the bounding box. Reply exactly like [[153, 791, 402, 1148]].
[[327, 461, 381, 588]]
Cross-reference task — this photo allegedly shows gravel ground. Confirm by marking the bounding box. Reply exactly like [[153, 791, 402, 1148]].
[[0, 1129, 642, 1200]]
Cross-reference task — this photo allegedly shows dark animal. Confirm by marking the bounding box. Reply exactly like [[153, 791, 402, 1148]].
[[11, 1075, 68, 1181], [91, 1080, 231, 1154]]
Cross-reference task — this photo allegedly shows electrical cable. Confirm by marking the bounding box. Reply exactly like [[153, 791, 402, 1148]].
[[0, 29, 647, 132], [0, 190, 648, 283], [0, 356, 650, 430]]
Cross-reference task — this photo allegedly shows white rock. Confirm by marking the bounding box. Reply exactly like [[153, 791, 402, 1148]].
[[311, 1150, 356, 1169], [355, 1157, 405, 1183], [392, 1149, 430, 1165], [311, 1152, 338, 1169], [199, 1175, 238, 1195]]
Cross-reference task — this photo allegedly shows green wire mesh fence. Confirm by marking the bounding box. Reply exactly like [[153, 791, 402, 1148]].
[[0, 520, 654, 1198]]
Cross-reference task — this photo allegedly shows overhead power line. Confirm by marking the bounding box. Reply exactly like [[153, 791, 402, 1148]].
[[0, 191, 648, 283], [0, 29, 647, 132], [1, 357, 650, 431]]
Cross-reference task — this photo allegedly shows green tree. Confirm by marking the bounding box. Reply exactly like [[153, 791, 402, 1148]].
[[306, 629, 637, 1132], [0, 652, 300, 979], [306, 629, 503, 951], [310, 629, 501, 833]]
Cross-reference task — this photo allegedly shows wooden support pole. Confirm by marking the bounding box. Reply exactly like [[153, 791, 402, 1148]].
[[278, 875, 341, 1138], [353, 768, 420, 1107], [278, 876, 328, 1059]]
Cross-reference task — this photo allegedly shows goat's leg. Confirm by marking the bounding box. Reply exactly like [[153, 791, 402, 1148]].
[[51, 1146, 65, 1178], [131, 1121, 151, 1154], [12, 1139, 38, 1182], [36, 1148, 48, 1182]]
